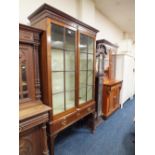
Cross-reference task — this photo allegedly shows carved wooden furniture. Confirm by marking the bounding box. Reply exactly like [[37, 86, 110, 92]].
[[95, 43, 105, 126], [28, 3, 99, 154], [102, 80, 122, 118], [96, 39, 122, 118], [19, 24, 51, 155]]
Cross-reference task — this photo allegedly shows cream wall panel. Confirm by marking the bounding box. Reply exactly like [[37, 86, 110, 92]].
[[78, 0, 95, 27], [115, 54, 135, 107]]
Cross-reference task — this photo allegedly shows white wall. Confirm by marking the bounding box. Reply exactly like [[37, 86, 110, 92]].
[[115, 54, 135, 106], [95, 9, 123, 44], [19, 0, 124, 46], [19, 0, 79, 25], [78, 0, 95, 27]]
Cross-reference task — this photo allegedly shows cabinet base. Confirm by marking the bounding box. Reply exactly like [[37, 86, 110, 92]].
[[102, 104, 120, 119]]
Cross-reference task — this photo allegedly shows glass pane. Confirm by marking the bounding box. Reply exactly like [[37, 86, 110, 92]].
[[23, 94, 28, 98], [88, 54, 93, 70], [80, 71, 87, 88], [65, 29, 75, 50], [87, 86, 93, 101], [80, 53, 87, 70], [80, 34, 88, 52], [79, 87, 86, 104], [21, 64, 27, 82], [66, 91, 75, 110], [53, 93, 64, 115], [88, 37, 94, 52], [51, 49, 64, 71], [51, 24, 64, 49], [20, 63, 29, 99], [52, 72, 64, 93], [66, 72, 75, 91], [87, 71, 93, 85], [65, 51, 75, 71]]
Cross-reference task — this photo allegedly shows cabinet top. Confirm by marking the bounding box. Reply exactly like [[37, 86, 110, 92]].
[[19, 100, 51, 121], [96, 39, 119, 48], [103, 80, 122, 86], [28, 3, 99, 33], [19, 23, 43, 33]]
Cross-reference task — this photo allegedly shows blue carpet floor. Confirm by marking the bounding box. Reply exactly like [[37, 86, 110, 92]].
[[55, 98, 135, 155]]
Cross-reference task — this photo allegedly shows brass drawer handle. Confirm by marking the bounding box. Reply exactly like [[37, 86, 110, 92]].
[[77, 112, 80, 117], [87, 107, 91, 112], [61, 120, 67, 126]]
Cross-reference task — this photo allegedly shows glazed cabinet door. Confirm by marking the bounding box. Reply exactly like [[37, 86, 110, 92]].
[[51, 23, 76, 115], [79, 33, 95, 104], [19, 44, 35, 103]]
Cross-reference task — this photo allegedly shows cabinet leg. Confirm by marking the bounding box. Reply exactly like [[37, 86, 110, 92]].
[[41, 123, 49, 155], [91, 112, 96, 133], [90, 112, 96, 133], [49, 134, 57, 155]]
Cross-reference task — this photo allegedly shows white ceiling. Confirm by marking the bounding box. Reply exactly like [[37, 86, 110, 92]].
[[94, 0, 135, 38]]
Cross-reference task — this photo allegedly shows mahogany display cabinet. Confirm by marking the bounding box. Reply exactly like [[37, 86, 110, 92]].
[[28, 3, 99, 155], [19, 24, 51, 155]]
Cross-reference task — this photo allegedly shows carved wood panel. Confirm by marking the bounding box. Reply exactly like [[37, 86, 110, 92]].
[[19, 127, 43, 155]]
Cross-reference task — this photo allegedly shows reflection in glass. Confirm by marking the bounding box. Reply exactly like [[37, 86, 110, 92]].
[[88, 54, 93, 70], [65, 72, 75, 91], [88, 37, 93, 52], [21, 63, 29, 99], [80, 53, 87, 70], [80, 34, 88, 52], [51, 24, 64, 49], [23, 94, 28, 98], [65, 29, 75, 50], [65, 51, 75, 71], [80, 71, 87, 88], [79, 87, 86, 104], [87, 71, 93, 85], [66, 91, 75, 110], [87, 86, 93, 101], [52, 72, 64, 93], [22, 64, 27, 82], [53, 93, 65, 115], [51, 49, 64, 71]]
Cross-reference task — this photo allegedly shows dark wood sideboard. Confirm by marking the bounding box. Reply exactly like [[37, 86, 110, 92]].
[[19, 24, 51, 155], [96, 39, 122, 119]]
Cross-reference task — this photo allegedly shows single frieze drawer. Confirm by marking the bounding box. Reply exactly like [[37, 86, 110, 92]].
[[76, 104, 95, 119], [52, 112, 77, 134]]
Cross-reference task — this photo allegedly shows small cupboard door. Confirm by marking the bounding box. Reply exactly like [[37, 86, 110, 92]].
[[51, 23, 76, 115], [79, 32, 95, 105]]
